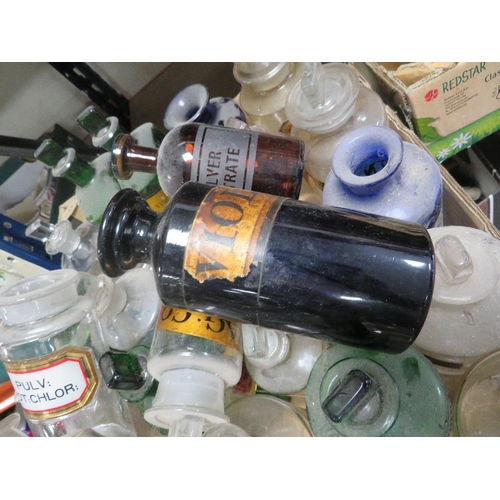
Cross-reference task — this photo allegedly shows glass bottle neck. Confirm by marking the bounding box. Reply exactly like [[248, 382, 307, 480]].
[[54, 148, 95, 188], [111, 134, 158, 180]]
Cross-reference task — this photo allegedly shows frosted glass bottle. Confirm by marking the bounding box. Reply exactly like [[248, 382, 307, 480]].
[[242, 324, 325, 396], [233, 62, 304, 134], [306, 343, 451, 437], [163, 83, 246, 130], [77, 106, 168, 213], [225, 394, 312, 437], [34, 139, 121, 225], [285, 62, 388, 184], [414, 226, 500, 376], [0, 269, 137, 437], [454, 350, 500, 436], [79, 266, 161, 352], [323, 125, 443, 228], [45, 220, 101, 275], [144, 306, 243, 437]]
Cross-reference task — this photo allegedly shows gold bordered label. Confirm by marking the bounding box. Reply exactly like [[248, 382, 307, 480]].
[[146, 189, 169, 213], [4, 347, 98, 420], [184, 186, 282, 283], [157, 306, 240, 350]]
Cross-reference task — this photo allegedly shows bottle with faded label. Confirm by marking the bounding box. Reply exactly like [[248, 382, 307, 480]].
[[97, 182, 435, 355], [0, 269, 137, 437], [110, 122, 305, 199], [143, 305, 243, 437]]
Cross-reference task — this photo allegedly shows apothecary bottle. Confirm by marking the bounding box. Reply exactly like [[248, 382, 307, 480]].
[[306, 343, 451, 437], [233, 62, 304, 134], [323, 125, 443, 228], [414, 226, 500, 376], [34, 139, 122, 225], [77, 106, 168, 212], [110, 122, 305, 199], [45, 219, 101, 275], [242, 323, 325, 396], [163, 83, 246, 130], [0, 269, 137, 437], [97, 182, 435, 354], [285, 62, 388, 184], [143, 305, 243, 437]]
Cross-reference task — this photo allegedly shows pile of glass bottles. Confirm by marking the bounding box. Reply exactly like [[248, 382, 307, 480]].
[[2, 62, 500, 438]]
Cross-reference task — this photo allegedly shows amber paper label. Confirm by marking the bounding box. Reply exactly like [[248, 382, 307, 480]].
[[4, 347, 98, 420], [157, 306, 240, 350], [146, 189, 169, 213], [184, 186, 283, 283]]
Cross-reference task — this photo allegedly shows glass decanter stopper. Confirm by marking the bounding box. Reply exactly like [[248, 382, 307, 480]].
[[414, 226, 500, 376], [323, 125, 443, 228], [110, 122, 305, 199], [97, 183, 435, 354], [306, 343, 451, 437], [163, 83, 246, 130], [34, 139, 122, 225], [233, 62, 304, 134], [285, 62, 388, 184]]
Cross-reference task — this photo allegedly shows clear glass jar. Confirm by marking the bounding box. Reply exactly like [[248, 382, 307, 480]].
[[0, 269, 137, 437]]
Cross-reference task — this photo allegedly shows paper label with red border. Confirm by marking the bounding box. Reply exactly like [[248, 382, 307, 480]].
[[157, 306, 240, 350], [184, 186, 283, 283], [4, 347, 98, 420]]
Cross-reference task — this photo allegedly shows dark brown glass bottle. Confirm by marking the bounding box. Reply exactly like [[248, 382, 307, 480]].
[[111, 123, 305, 199], [98, 182, 435, 354]]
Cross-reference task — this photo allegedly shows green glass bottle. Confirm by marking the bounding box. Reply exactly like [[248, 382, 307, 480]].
[[77, 106, 168, 212], [306, 343, 451, 437], [35, 139, 122, 225]]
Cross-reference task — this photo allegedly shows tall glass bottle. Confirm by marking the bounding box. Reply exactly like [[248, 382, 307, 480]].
[[285, 62, 388, 184], [77, 106, 169, 213], [97, 182, 435, 355], [34, 139, 122, 225], [233, 62, 304, 134], [143, 305, 243, 437], [306, 343, 451, 437], [110, 123, 305, 199], [323, 125, 443, 228], [0, 269, 137, 437]]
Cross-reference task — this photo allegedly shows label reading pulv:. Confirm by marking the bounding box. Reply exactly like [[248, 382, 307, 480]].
[[184, 186, 283, 283], [157, 306, 240, 350], [4, 347, 98, 420]]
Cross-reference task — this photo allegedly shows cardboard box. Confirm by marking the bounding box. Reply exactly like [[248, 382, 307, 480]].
[[362, 62, 500, 163]]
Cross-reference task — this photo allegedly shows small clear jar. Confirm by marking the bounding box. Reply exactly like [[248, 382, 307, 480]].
[[0, 269, 137, 437]]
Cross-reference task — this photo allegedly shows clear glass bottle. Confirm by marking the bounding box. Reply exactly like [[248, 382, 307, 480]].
[[0, 269, 137, 437], [454, 350, 500, 437], [203, 422, 250, 437], [34, 139, 122, 225], [242, 323, 325, 396], [306, 343, 451, 437], [77, 106, 168, 212], [414, 226, 500, 377], [233, 62, 304, 134], [225, 394, 312, 437], [97, 183, 435, 354], [143, 305, 243, 437], [285, 62, 388, 184], [323, 125, 443, 228], [110, 122, 305, 199], [163, 83, 246, 130], [45, 219, 101, 275]]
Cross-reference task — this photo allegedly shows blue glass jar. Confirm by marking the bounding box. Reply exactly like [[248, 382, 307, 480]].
[[323, 125, 443, 228], [163, 83, 246, 130]]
